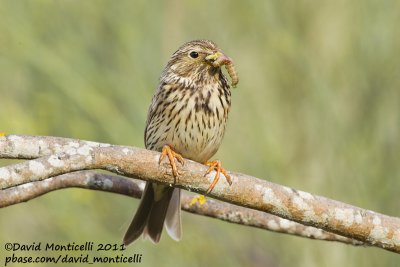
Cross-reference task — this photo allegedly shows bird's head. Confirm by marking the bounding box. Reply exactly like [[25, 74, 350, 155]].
[[161, 39, 238, 87]]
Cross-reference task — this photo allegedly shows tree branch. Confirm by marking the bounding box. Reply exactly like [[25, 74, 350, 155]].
[[1, 135, 399, 253], [0, 170, 364, 246]]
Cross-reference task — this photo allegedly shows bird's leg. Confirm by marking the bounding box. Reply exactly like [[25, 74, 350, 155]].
[[159, 145, 184, 180], [204, 160, 232, 194]]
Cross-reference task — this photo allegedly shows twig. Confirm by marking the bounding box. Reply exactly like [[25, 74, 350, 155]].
[[1, 135, 399, 253], [0, 170, 364, 246]]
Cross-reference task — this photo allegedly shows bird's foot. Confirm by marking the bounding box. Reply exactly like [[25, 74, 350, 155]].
[[159, 145, 184, 179], [204, 160, 232, 194]]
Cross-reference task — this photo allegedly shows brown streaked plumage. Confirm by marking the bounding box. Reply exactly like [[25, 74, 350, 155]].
[[123, 39, 238, 245]]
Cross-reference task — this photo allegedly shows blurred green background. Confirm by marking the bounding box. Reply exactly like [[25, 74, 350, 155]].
[[1, 0, 399, 266]]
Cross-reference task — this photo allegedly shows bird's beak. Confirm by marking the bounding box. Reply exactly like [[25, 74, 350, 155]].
[[205, 51, 232, 67]]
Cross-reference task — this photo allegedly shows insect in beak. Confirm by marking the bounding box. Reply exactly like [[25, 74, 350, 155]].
[[205, 52, 231, 67], [205, 52, 239, 88]]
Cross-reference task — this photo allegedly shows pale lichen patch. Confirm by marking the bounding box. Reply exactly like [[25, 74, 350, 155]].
[[293, 196, 315, 218], [29, 161, 45, 176], [279, 218, 296, 229], [63, 145, 77, 155], [85, 141, 102, 147], [37, 140, 50, 154], [52, 143, 63, 154], [255, 185, 291, 217], [7, 170, 21, 186], [19, 182, 35, 190], [103, 179, 113, 189], [8, 182, 35, 198], [334, 208, 355, 227], [372, 216, 382, 226], [12, 138, 40, 156], [304, 227, 324, 238], [293, 196, 309, 210], [205, 171, 216, 182], [85, 156, 92, 164], [48, 155, 65, 168], [205, 172, 230, 191], [298, 190, 314, 200], [370, 225, 389, 244], [369, 217, 393, 246], [255, 185, 275, 204], [68, 141, 80, 148], [77, 145, 92, 156], [267, 220, 280, 231], [354, 211, 363, 224], [0, 168, 10, 180], [8, 135, 22, 141], [282, 186, 293, 194], [37, 178, 51, 188], [99, 143, 111, 147]]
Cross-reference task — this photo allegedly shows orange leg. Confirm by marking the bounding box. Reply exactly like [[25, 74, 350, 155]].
[[204, 160, 232, 194], [159, 145, 184, 179]]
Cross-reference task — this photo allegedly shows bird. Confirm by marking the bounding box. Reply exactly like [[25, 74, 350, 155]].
[[123, 39, 238, 245]]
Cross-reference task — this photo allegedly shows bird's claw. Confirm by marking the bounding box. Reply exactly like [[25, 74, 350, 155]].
[[159, 145, 184, 178], [204, 160, 232, 194]]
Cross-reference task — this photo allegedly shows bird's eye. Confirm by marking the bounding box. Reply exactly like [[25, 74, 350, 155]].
[[189, 51, 199, 58]]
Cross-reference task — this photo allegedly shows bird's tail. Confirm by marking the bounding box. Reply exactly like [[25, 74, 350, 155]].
[[123, 182, 181, 245]]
